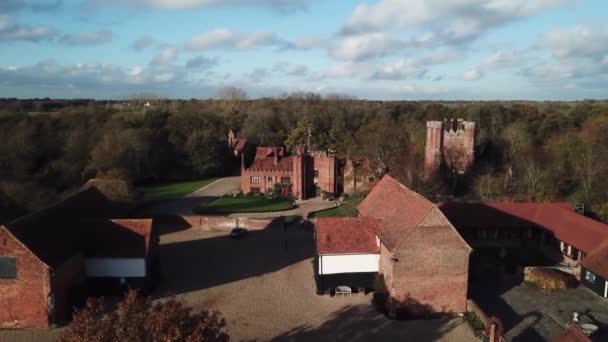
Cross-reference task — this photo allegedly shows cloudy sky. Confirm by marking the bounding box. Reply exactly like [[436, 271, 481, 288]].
[[0, 0, 607, 100]]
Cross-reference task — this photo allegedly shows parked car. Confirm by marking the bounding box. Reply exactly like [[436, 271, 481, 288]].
[[229, 228, 248, 239]]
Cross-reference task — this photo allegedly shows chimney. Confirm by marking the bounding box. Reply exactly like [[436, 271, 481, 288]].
[[273, 147, 278, 166]]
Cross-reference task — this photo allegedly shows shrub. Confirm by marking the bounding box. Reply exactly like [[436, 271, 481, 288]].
[[464, 311, 485, 335], [524, 267, 578, 291], [60, 290, 230, 342]]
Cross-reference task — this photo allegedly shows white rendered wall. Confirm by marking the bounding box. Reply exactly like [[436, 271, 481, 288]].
[[319, 254, 379, 275], [85, 258, 146, 278]]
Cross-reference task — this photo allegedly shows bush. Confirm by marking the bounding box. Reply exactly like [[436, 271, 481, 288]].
[[524, 267, 578, 291], [61, 290, 229, 342], [464, 311, 485, 335]]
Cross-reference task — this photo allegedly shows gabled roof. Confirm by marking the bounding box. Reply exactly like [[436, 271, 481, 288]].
[[234, 139, 247, 152], [316, 217, 381, 255], [83, 219, 154, 259], [7, 186, 148, 268], [439, 202, 608, 255], [357, 175, 435, 251], [247, 147, 293, 171], [580, 241, 608, 280]]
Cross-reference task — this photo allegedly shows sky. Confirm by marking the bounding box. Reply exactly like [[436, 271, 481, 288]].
[[0, 0, 607, 100]]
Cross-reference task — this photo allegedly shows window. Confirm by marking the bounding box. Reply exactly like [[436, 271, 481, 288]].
[[585, 270, 596, 284], [250, 176, 260, 184], [250, 187, 260, 194], [267, 176, 273, 182], [281, 176, 291, 184], [314, 170, 319, 177], [0, 257, 17, 279]]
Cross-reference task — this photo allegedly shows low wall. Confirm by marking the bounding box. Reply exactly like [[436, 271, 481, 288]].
[[466, 299, 491, 327], [154, 215, 277, 232]]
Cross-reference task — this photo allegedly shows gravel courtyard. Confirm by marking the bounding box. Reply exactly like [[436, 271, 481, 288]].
[[154, 224, 476, 341]]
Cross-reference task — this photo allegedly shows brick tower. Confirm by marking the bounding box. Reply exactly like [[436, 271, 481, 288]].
[[424, 119, 476, 177]]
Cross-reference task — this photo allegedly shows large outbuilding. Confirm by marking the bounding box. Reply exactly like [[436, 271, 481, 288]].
[[315, 175, 472, 315], [0, 181, 157, 329]]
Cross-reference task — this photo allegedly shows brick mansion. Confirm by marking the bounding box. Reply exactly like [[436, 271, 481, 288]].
[[229, 130, 342, 199]]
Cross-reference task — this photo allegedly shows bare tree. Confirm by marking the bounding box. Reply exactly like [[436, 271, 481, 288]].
[[217, 86, 248, 114]]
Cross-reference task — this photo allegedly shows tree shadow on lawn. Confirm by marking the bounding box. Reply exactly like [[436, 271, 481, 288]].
[[269, 304, 466, 342], [152, 221, 314, 298]]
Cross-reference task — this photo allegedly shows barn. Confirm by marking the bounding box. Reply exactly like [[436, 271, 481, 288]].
[[0, 184, 157, 329], [315, 217, 381, 294]]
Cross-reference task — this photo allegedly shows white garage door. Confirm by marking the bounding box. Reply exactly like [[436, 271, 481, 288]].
[[319, 254, 379, 275], [85, 258, 146, 278]]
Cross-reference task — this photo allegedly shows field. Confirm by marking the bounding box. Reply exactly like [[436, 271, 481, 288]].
[[138, 179, 217, 202], [194, 196, 294, 214]]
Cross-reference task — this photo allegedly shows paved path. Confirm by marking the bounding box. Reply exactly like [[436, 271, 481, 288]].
[[230, 197, 337, 219]]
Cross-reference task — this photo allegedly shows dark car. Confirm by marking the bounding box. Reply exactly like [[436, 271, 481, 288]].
[[229, 228, 248, 239]]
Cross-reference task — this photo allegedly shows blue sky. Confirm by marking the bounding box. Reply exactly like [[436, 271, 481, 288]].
[[0, 0, 607, 100]]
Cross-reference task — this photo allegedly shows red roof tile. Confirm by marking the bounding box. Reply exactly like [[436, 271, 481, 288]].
[[248, 157, 293, 171], [551, 325, 591, 342], [580, 241, 608, 279], [316, 217, 381, 255], [439, 202, 608, 254], [233, 139, 247, 152], [357, 175, 434, 251], [83, 219, 154, 259]]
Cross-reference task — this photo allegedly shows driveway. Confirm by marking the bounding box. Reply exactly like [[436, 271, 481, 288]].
[[153, 225, 477, 342], [139, 177, 240, 216], [230, 196, 337, 219]]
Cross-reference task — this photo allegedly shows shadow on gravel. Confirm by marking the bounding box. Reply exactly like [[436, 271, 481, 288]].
[[270, 304, 464, 342], [153, 220, 314, 298]]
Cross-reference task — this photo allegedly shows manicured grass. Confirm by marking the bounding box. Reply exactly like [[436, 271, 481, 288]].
[[194, 197, 294, 214], [310, 193, 365, 218], [139, 179, 217, 202]]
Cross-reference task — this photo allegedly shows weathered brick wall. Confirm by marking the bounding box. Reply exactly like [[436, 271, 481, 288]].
[[390, 225, 470, 313], [50, 253, 86, 324], [0, 227, 51, 329], [312, 153, 337, 194], [174, 216, 275, 231], [241, 168, 293, 195], [379, 241, 394, 290]]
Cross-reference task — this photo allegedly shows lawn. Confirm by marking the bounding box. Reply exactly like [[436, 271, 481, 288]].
[[139, 179, 217, 202], [310, 193, 365, 218], [194, 197, 294, 214]]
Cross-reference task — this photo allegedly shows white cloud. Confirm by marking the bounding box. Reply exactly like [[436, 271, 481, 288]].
[[0, 0, 62, 12], [0, 15, 56, 41], [151, 46, 178, 65], [461, 68, 482, 81], [273, 62, 309, 76], [88, 0, 309, 12], [341, 0, 569, 37], [370, 59, 426, 80], [540, 24, 608, 59], [330, 33, 406, 61], [186, 29, 285, 50], [59, 30, 112, 45]]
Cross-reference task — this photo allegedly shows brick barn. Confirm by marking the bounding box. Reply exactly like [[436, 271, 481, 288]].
[[241, 145, 341, 199], [315, 175, 471, 315], [439, 202, 608, 298], [0, 182, 157, 329]]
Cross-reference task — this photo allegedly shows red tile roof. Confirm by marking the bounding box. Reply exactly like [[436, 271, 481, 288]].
[[83, 219, 154, 259], [316, 217, 381, 255], [439, 202, 608, 255], [248, 157, 293, 171], [357, 175, 435, 251], [580, 241, 608, 279], [233, 139, 247, 152], [551, 325, 591, 342]]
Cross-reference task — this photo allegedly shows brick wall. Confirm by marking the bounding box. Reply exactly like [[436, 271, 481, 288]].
[[390, 225, 470, 313], [165, 215, 275, 231], [312, 153, 337, 194], [241, 168, 293, 195], [0, 227, 51, 329]]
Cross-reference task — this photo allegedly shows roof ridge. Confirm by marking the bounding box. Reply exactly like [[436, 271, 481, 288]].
[[0, 225, 50, 269]]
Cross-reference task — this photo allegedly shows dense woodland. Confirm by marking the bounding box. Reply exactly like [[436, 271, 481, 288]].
[[1, 93, 608, 223]]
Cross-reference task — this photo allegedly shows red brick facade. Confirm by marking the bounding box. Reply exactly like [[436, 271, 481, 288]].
[[424, 119, 476, 177], [0, 226, 52, 329], [240, 145, 340, 199]]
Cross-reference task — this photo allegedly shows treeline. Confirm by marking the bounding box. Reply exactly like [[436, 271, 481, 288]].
[[1, 96, 608, 222]]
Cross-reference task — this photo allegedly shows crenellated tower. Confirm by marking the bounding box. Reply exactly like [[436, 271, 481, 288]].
[[424, 119, 476, 177]]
